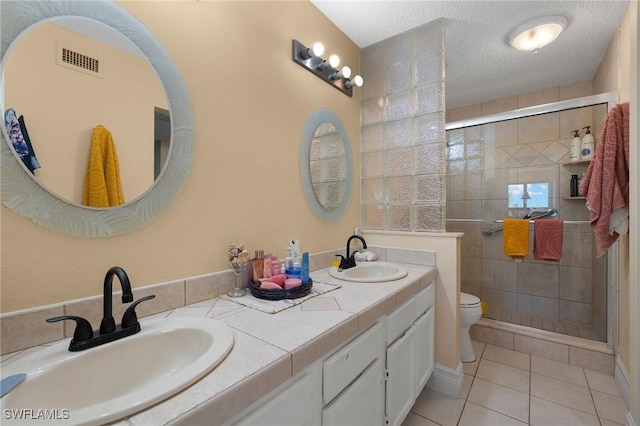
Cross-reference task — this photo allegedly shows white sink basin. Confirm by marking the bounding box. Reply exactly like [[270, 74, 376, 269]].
[[329, 261, 408, 282], [0, 317, 234, 425]]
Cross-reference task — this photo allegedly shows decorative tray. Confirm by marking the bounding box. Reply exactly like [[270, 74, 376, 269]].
[[249, 278, 313, 301]]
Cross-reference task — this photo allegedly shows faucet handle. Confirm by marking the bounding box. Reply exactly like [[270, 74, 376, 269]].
[[121, 295, 156, 329], [46, 315, 94, 342]]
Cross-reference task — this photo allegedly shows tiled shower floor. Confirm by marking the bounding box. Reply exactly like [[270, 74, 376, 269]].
[[483, 312, 602, 341]]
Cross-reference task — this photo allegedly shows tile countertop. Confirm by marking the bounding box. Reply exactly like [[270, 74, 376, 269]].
[[3, 264, 436, 426]]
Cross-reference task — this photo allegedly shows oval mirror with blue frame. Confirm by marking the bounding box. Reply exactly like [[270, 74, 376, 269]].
[[300, 108, 352, 223]]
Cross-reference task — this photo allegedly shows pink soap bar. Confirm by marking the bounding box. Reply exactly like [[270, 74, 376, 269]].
[[270, 274, 287, 286], [284, 278, 302, 289], [260, 281, 282, 290]]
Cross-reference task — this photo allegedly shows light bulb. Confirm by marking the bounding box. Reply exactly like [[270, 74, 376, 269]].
[[302, 41, 324, 59], [330, 65, 352, 80], [311, 42, 324, 57], [318, 54, 341, 71], [345, 75, 364, 89]]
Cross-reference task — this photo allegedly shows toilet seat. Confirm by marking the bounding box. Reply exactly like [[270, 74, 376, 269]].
[[461, 292, 480, 308]]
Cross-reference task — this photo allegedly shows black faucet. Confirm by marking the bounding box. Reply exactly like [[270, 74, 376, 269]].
[[335, 235, 367, 270], [100, 266, 134, 334], [47, 266, 155, 352]]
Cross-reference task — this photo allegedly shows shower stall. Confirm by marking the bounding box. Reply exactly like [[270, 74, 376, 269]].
[[445, 93, 616, 344]]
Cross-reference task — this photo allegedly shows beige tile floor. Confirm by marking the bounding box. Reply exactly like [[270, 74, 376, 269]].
[[404, 340, 628, 426]]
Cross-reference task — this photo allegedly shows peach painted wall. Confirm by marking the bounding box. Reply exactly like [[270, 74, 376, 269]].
[[629, 2, 639, 421], [593, 1, 636, 393], [4, 22, 165, 204], [364, 231, 462, 370], [1, 1, 361, 312]]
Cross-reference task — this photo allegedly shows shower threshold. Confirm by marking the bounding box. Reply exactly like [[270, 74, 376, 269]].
[[472, 317, 613, 358], [483, 311, 602, 341]]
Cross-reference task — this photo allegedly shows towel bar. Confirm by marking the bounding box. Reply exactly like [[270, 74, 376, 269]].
[[483, 219, 589, 236]]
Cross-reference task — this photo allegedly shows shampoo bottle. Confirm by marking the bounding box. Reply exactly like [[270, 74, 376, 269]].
[[570, 175, 579, 197], [569, 130, 581, 162], [301, 252, 310, 285], [581, 126, 595, 161]]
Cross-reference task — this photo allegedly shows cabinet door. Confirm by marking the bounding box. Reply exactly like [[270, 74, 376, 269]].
[[414, 307, 435, 397], [322, 358, 385, 426], [233, 370, 319, 426], [385, 325, 416, 426]]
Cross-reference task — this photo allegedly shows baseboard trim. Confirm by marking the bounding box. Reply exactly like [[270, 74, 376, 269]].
[[615, 356, 631, 408], [427, 362, 463, 399]]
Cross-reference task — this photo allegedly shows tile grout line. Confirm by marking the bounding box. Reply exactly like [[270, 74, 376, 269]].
[[582, 367, 603, 425], [528, 353, 532, 425]]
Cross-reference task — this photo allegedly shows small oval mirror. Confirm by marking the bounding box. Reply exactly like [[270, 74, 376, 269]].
[[300, 109, 352, 222]]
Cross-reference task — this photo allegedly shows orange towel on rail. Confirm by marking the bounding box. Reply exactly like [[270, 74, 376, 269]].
[[503, 219, 529, 260], [533, 219, 563, 262], [82, 125, 125, 208]]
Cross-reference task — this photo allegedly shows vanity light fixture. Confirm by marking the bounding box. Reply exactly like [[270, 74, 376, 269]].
[[508, 16, 567, 53], [292, 39, 363, 97]]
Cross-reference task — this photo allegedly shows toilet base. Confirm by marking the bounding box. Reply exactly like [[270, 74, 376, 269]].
[[460, 326, 476, 363]]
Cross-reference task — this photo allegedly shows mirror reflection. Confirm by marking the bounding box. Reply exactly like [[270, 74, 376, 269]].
[[300, 108, 352, 223], [1, 0, 194, 237], [3, 18, 169, 207], [309, 122, 347, 212]]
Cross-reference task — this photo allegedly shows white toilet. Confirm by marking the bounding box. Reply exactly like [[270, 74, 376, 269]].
[[460, 292, 482, 362]]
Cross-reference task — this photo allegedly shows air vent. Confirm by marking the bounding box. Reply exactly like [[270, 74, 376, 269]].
[[56, 44, 103, 78]]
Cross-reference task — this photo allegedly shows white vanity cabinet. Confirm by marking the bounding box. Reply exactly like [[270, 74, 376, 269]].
[[228, 280, 435, 426], [385, 283, 435, 426], [414, 285, 435, 396], [230, 363, 323, 426], [322, 358, 385, 425], [322, 321, 386, 425]]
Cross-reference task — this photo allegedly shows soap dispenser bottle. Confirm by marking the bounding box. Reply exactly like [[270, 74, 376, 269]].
[[581, 126, 595, 161], [569, 130, 581, 162]]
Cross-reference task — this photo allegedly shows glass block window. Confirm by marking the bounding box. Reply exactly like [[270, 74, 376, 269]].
[[360, 19, 446, 231]]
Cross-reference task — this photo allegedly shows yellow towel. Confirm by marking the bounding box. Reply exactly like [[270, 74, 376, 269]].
[[82, 125, 125, 207], [503, 219, 529, 260]]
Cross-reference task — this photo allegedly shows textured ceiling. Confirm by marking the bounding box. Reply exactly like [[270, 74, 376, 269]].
[[310, 1, 629, 108]]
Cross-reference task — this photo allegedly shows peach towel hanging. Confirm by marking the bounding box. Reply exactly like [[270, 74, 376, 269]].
[[82, 125, 125, 207], [533, 219, 563, 262], [579, 103, 629, 257], [502, 219, 529, 260]]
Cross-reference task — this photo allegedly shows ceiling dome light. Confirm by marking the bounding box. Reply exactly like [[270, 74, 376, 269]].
[[508, 16, 567, 52]]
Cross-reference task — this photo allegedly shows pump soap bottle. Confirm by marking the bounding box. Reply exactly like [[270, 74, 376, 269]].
[[569, 130, 581, 162], [581, 126, 595, 161]]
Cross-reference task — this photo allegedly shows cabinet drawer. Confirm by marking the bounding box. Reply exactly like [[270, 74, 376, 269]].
[[387, 296, 417, 344], [322, 358, 384, 426], [416, 282, 435, 317], [323, 321, 383, 404]]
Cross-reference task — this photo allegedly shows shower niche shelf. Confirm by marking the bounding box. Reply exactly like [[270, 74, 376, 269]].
[[561, 159, 591, 166]]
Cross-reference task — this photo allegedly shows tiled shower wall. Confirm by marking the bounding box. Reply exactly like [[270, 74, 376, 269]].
[[360, 20, 446, 232], [446, 94, 608, 342]]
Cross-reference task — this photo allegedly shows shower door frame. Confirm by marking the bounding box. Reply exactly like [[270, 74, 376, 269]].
[[446, 92, 618, 348]]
